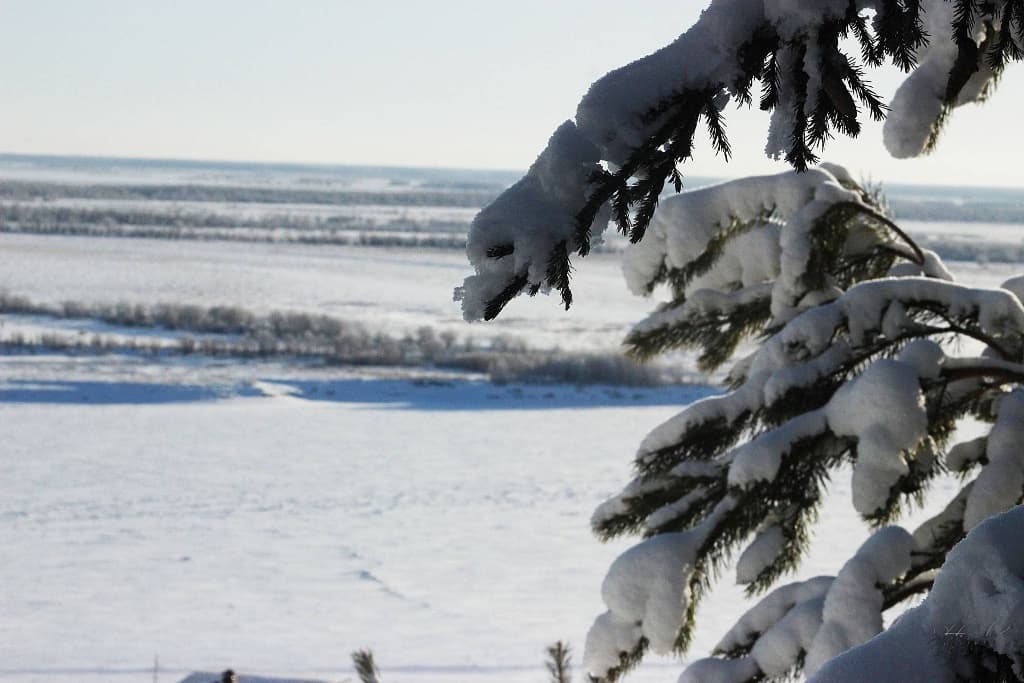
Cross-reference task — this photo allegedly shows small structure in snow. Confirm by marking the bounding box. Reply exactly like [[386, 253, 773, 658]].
[[178, 672, 329, 683]]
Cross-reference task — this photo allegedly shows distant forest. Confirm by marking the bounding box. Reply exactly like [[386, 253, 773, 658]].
[[0, 292, 691, 387], [0, 172, 1022, 260]]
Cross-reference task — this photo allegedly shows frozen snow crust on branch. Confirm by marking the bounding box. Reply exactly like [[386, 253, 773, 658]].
[[458, 0, 1021, 322]]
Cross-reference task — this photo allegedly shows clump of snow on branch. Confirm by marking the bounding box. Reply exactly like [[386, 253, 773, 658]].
[[883, 0, 999, 157], [825, 360, 927, 516], [623, 167, 864, 321], [679, 526, 914, 682], [715, 575, 834, 657], [964, 390, 1024, 530], [455, 122, 608, 321], [584, 500, 735, 678], [803, 527, 913, 675], [809, 506, 1024, 683], [735, 525, 786, 585]]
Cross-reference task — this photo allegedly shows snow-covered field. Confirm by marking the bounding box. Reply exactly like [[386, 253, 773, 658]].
[[0, 355, 982, 683], [1, 157, 1022, 683]]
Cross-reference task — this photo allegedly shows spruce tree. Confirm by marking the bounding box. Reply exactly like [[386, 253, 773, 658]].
[[579, 164, 1024, 682], [456, 1, 1024, 681]]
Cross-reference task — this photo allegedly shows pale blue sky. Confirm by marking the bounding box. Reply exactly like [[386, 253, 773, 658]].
[[1, 1, 1021, 186]]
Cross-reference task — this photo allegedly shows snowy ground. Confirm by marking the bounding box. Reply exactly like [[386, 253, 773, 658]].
[[0, 352, 985, 683], [0, 356, 717, 683]]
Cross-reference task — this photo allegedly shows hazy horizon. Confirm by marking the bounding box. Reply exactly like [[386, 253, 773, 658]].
[[4, 151, 1024, 192], [3, 2, 1024, 188]]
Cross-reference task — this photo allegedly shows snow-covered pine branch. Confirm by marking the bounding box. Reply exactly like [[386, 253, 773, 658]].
[[457, 0, 1022, 322], [618, 164, 933, 367], [574, 167, 1024, 681]]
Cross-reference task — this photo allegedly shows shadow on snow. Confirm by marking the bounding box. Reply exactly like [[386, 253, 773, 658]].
[[0, 380, 263, 405], [0, 378, 717, 410]]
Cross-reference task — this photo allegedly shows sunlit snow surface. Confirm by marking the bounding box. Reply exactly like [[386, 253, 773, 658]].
[[0, 361, 986, 682], [0, 359, 717, 683]]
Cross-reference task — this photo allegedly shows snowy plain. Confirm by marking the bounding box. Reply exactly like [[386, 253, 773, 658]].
[[0, 156, 1022, 682]]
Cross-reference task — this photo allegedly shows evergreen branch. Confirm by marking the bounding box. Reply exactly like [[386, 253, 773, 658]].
[[624, 293, 772, 369], [843, 203, 925, 265], [883, 573, 936, 609], [545, 641, 572, 683], [596, 638, 648, 683], [573, 86, 723, 255], [546, 240, 574, 310], [352, 649, 382, 683], [941, 363, 1024, 384], [785, 43, 818, 170], [483, 271, 529, 321], [760, 52, 780, 111], [914, 307, 1016, 360], [703, 94, 733, 160]]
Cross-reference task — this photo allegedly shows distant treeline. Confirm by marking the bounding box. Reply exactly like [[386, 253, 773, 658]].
[[0, 203, 469, 233], [0, 221, 470, 249], [891, 199, 1024, 224], [915, 237, 1024, 264], [2, 180, 1023, 222], [0, 293, 683, 387], [0, 180, 498, 208], [0, 219, 1015, 264], [0, 202, 471, 248]]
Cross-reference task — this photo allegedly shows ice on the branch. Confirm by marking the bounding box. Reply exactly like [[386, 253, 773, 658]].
[[685, 224, 781, 296], [964, 390, 1024, 530], [727, 353, 928, 509], [682, 576, 834, 681], [636, 276, 1023, 513], [636, 381, 759, 463], [457, 122, 605, 321], [736, 525, 786, 584], [748, 277, 1024, 378], [804, 526, 913, 676], [826, 359, 927, 516], [809, 506, 1024, 683]]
